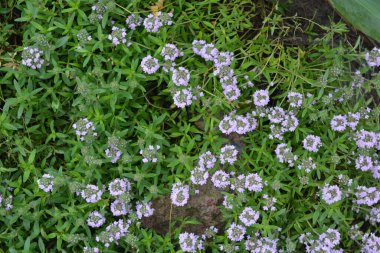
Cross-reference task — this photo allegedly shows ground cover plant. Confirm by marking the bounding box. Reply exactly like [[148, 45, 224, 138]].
[[0, 0, 379, 252]]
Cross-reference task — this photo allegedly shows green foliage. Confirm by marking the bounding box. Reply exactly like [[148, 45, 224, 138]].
[[329, 0, 380, 42], [0, 0, 379, 252]]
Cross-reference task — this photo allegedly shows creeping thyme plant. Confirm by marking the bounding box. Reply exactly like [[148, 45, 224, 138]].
[[0, 0, 379, 252]]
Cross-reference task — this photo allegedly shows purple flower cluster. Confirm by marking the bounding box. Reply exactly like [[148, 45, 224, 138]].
[[95, 219, 130, 248], [287, 91, 303, 107], [179, 232, 204, 253], [193, 41, 219, 61], [347, 112, 361, 129], [275, 143, 298, 167], [220, 244, 240, 252], [108, 178, 131, 197], [297, 157, 316, 173], [140, 145, 160, 163], [337, 174, 353, 187], [281, 111, 299, 132], [303, 135, 322, 152], [89, 1, 109, 22], [87, 211, 106, 228], [161, 43, 183, 62], [354, 186, 380, 206], [223, 84, 241, 101], [73, 118, 97, 142], [245, 173, 263, 192], [80, 184, 104, 203], [21, 46, 45, 69], [140, 55, 160, 74], [355, 129, 378, 149], [321, 184, 342, 204], [192, 40, 239, 101], [136, 201, 154, 219], [226, 223, 246, 242], [0, 193, 13, 211], [192, 40, 206, 55], [125, 14, 143, 30], [330, 115, 347, 132], [348, 224, 363, 240], [105, 136, 125, 163], [143, 14, 163, 33], [37, 174, 54, 193], [171, 182, 190, 206], [300, 228, 341, 253], [372, 165, 380, 179], [211, 170, 230, 189], [355, 155, 373, 172], [219, 112, 258, 135], [172, 67, 190, 86], [331, 110, 365, 133], [220, 145, 238, 165], [253, 90, 270, 107], [230, 174, 246, 193], [268, 106, 285, 123], [198, 151, 217, 169], [110, 198, 129, 216], [362, 233, 380, 253], [365, 47, 380, 67], [239, 207, 259, 226], [201, 226, 218, 240], [222, 195, 233, 209], [214, 51, 234, 67], [266, 106, 300, 140], [367, 207, 380, 225], [245, 234, 278, 253], [108, 26, 129, 46], [190, 166, 209, 185], [157, 42, 206, 108], [173, 88, 193, 108], [143, 12, 173, 33], [262, 194, 277, 211]]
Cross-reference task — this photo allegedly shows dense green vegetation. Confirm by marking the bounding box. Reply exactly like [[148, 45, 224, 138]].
[[0, 0, 379, 252]]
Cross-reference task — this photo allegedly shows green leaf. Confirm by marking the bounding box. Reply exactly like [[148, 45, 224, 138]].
[[38, 237, 45, 253], [28, 150, 36, 164], [329, 0, 380, 42], [55, 36, 69, 49], [23, 169, 30, 183], [31, 21, 44, 32], [23, 236, 31, 252]]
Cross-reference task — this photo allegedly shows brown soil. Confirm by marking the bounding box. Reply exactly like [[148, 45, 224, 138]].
[[142, 182, 225, 236]]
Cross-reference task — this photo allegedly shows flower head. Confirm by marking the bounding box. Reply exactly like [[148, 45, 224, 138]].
[[239, 207, 259, 226], [21, 46, 45, 69], [87, 211, 106, 228], [331, 115, 347, 132], [253, 90, 270, 107], [226, 223, 246, 242], [321, 184, 342, 204], [220, 145, 238, 165], [125, 14, 143, 30], [171, 182, 190, 206], [173, 88, 193, 108], [141, 55, 160, 74], [81, 184, 103, 203], [37, 174, 54, 192], [303, 135, 322, 152]]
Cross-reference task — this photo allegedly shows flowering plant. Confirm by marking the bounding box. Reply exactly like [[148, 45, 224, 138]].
[[0, 0, 379, 252]]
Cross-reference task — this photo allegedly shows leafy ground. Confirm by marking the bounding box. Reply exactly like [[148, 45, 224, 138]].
[[0, 0, 379, 252]]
